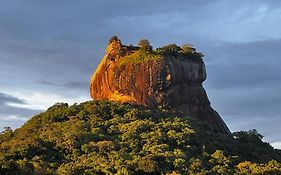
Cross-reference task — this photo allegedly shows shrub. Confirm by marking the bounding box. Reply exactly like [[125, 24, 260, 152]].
[[156, 44, 182, 56], [138, 39, 153, 52]]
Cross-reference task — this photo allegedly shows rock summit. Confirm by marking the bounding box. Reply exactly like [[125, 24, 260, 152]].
[[90, 37, 230, 134]]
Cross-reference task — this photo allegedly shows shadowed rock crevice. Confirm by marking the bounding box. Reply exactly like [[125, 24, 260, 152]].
[[90, 37, 230, 134]]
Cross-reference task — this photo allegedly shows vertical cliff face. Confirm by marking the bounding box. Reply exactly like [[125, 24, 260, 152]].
[[90, 37, 230, 134]]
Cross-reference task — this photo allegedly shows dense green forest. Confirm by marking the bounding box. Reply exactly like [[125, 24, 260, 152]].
[[1, 100, 281, 174]]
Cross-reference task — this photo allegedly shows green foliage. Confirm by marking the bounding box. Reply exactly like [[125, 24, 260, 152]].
[[155, 43, 204, 61], [137, 39, 152, 52], [236, 160, 281, 175], [181, 44, 195, 54], [117, 51, 162, 68], [0, 100, 281, 174], [0, 127, 14, 143], [156, 44, 182, 56], [116, 42, 204, 68]]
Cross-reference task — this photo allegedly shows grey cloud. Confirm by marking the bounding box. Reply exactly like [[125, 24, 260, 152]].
[[1, 0, 281, 45], [0, 92, 41, 130], [0, 92, 40, 115], [65, 81, 89, 89], [0, 104, 40, 117], [37, 80, 88, 89], [0, 38, 97, 94], [0, 92, 25, 105], [208, 86, 281, 143], [204, 39, 281, 89]]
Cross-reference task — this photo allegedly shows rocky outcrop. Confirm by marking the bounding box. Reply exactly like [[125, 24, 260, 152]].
[[90, 37, 230, 134]]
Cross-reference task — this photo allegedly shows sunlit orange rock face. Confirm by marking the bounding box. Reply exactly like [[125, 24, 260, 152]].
[[90, 37, 230, 134]]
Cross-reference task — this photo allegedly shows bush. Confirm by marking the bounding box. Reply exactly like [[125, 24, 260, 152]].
[[181, 44, 195, 54], [156, 44, 182, 56], [138, 39, 152, 52]]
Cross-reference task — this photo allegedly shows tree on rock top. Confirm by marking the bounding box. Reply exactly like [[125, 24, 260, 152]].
[[138, 39, 153, 52], [156, 44, 182, 56], [181, 44, 196, 54]]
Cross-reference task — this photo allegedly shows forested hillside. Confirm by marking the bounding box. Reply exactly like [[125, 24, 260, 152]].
[[1, 100, 281, 174]]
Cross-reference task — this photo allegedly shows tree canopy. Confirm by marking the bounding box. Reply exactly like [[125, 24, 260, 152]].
[[138, 39, 153, 52], [0, 100, 280, 174]]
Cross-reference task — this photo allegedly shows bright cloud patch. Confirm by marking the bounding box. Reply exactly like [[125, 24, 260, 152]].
[[3, 90, 89, 110], [271, 141, 281, 149], [1, 115, 28, 121]]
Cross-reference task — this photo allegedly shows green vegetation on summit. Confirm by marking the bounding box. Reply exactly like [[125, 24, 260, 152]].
[[1, 100, 281, 174], [118, 51, 162, 68], [117, 38, 203, 68]]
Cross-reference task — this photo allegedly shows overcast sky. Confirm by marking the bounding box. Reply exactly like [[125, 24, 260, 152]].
[[0, 0, 281, 148]]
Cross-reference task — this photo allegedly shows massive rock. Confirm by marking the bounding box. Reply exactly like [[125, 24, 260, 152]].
[[90, 37, 230, 134]]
